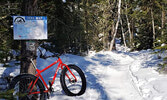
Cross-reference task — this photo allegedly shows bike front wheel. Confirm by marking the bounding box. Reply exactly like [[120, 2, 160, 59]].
[[60, 65, 86, 96], [9, 74, 45, 100]]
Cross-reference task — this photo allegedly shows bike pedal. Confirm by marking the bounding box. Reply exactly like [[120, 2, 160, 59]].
[[49, 87, 54, 93], [47, 89, 54, 99], [48, 80, 54, 92], [47, 92, 50, 99]]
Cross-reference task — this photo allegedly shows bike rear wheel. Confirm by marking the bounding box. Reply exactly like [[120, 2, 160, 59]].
[[9, 74, 45, 100], [60, 65, 86, 96]]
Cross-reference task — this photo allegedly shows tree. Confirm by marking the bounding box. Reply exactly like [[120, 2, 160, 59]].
[[109, 0, 121, 51], [123, 0, 156, 50], [20, 0, 39, 74], [125, 0, 133, 49], [39, 0, 88, 54], [0, 0, 20, 66]]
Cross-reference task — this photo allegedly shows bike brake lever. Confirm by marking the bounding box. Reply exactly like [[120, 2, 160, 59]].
[[40, 54, 47, 59], [52, 53, 60, 58]]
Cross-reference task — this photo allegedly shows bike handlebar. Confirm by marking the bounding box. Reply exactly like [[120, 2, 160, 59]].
[[38, 47, 61, 59], [40, 53, 60, 59]]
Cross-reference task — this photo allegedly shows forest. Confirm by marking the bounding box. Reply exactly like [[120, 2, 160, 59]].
[[1, 0, 167, 99], [0, 0, 167, 64]]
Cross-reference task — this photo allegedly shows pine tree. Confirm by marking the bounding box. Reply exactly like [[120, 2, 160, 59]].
[[0, 0, 20, 65]]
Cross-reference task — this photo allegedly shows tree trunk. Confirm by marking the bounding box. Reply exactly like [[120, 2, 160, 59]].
[[109, 0, 121, 51], [120, 18, 127, 49], [151, 8, 155, 47], [161, 6, 165, 36], [83, 0, 89, 53], [125, 1, 133, 49], [109, 24, 115, 50], [20, 0, 39, 75]]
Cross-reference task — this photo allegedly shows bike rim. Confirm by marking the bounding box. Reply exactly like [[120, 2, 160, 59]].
[[13, 78, 41, 100], [65, 68, 83, 94]]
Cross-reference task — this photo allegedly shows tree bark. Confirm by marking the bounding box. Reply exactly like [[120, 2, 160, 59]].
[[120, 18, 127, 49], [151, 8, 155, 47], [20, 0, 39, 75], [161, 6, 165, 36], [83, 0, 89, 53], [109, 0, 121, 51], [125, 0, 133, 48]]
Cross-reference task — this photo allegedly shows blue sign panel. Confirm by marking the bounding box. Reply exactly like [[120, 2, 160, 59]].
[[13, 16, 47, 40]]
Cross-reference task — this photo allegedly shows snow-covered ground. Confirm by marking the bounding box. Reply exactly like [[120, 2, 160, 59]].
[[0, 45, 167, 100]]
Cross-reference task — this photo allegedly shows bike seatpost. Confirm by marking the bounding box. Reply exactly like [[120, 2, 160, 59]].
[[30, 58, 38, 70]]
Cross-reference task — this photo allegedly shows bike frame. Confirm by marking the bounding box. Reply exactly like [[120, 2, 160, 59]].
[[28, 57, 77, 95]]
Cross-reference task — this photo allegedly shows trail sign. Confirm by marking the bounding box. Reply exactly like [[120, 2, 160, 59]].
[[13, 16, 47, 40], [26, 41, 36, 51]]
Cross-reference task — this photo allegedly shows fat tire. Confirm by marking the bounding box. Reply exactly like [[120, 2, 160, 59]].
[[60, 65, 86, 96], [9, 74, 45, 100]]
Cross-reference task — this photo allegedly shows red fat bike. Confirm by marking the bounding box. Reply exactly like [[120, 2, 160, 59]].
[[9, 54, 86, 100]]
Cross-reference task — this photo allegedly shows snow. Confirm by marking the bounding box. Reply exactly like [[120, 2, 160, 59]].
[[128, 50, 167, 100], [0, 45, 167, 100], [0, 60, 20, 90]]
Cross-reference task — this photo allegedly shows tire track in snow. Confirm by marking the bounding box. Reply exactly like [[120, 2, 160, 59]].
[[117, 53, 144, 100], [128, 64, 145, 100], [127, 51, 157, 100]]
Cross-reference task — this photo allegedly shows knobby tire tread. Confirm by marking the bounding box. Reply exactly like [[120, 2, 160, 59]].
[[60, 65, 86, 96], [9, 74, 45, 100]]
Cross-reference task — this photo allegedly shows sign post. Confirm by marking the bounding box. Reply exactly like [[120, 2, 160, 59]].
[[13, 16, 47, 74]]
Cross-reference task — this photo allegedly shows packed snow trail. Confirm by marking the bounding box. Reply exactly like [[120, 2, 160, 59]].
[[37, 51, 143, 100], [83, 51, 143, 100], [128, 50, 167, 100]]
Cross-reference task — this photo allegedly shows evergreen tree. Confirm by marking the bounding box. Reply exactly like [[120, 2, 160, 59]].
[[0, 0, 20, 65]]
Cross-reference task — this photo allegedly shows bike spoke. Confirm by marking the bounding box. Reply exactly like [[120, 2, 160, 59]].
[[65, 69, 82, 94], [12, 78, 41, 100]]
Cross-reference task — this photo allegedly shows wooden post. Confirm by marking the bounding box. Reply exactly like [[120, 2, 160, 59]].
[[20, 0, 39, 75]]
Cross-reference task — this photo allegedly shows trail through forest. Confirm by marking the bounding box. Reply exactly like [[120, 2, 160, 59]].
[[42, 49, 166, 100]]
